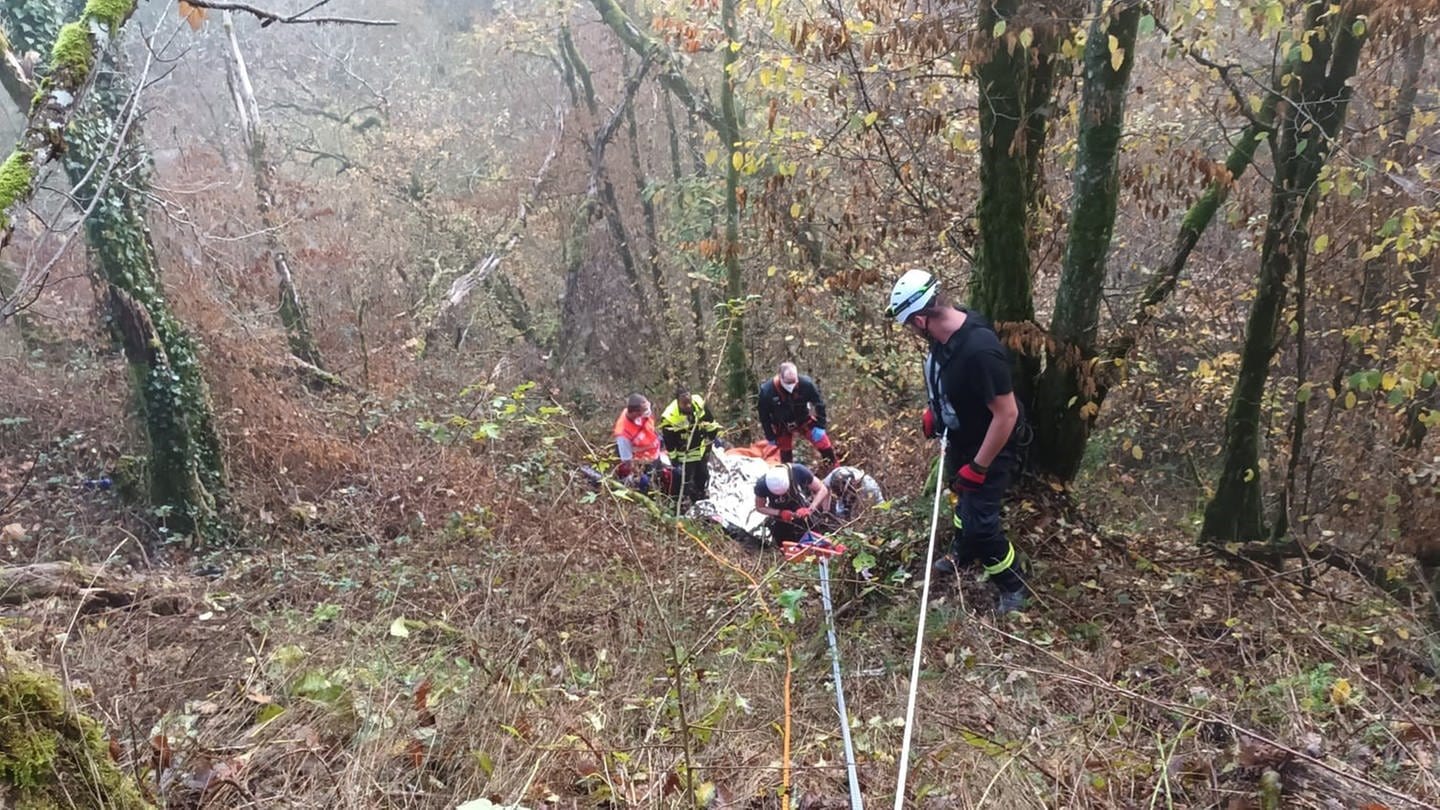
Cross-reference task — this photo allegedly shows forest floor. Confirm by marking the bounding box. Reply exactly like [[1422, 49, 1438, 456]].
[[2, 359, 1438, 809]]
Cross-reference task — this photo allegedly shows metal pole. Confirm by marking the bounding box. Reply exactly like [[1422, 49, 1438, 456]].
[[819, 557, 864, 809]]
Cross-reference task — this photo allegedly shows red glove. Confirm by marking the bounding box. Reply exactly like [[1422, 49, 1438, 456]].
[[951, 462, 988, 494], [616, 461, 633, 479], [795, 506, 812, 519], [779, 510, 795, 522], [922, 408, 937, 439]]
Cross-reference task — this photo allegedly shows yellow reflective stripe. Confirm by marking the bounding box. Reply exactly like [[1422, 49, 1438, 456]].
[[952, 513, 964, 529], [983, 544, 1015, 576]]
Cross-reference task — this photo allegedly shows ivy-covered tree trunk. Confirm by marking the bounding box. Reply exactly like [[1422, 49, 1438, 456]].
[[1201, 2, 1367, 544], [5, 0, 226, 540], [1031, 0, 1142, 480], [719, 0, 752, 420]]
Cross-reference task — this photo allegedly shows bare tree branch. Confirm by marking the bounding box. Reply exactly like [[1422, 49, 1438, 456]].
[[177, 1, 397, 27]]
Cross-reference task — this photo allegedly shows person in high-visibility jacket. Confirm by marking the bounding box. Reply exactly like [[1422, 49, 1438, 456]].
[[614, 393, 670, 493], [659, 387, 722, 504]]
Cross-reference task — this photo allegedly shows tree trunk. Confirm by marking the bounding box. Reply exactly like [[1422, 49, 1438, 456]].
[[970, 0, 1056, 414], [4, 0, 227, 541], [1031, 0, 1142, 480], [553, 45, 652, 365], [221, 11, 324, 370], [0, 0, 140, 253], [1201, 2, 1368, 544], [718, 0, 752, 421], [1, 645, 156, 810], [665, 95, 712, 378], [624, 70, 681, 370], [970, 0, 1044, 326]]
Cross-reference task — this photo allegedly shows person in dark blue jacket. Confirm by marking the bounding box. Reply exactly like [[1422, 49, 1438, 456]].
[[756, 362, 837, 467]]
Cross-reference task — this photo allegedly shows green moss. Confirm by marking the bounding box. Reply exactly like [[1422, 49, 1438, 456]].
[[82, 0, 135, 30], [0, 151, 34, 230], [49, 22, 91, 78], [0, 646, 154, 809]]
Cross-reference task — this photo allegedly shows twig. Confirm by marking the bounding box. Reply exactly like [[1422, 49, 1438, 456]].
[[175, 1, 397, 26], [977, 619, 1432, 809]]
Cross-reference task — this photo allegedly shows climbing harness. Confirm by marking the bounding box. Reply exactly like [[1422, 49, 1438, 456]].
[[892, 432, 949, 809]]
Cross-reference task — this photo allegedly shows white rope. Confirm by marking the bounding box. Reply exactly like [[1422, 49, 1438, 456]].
[[892, 433, 948, 809], [819, 557, 864, 810]]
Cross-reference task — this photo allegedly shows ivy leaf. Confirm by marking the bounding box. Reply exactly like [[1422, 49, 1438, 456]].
[[1137, 14, 1156, 36]]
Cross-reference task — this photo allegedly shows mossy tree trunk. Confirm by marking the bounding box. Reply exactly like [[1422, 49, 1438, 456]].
[[1200, 1, 1368, 544], [1031, 0, 1142, 480], [1, 645, 154, 809], [5, 0, 226, 540]]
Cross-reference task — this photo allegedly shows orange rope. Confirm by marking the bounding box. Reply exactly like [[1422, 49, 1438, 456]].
[[676, 520, 793, 804]]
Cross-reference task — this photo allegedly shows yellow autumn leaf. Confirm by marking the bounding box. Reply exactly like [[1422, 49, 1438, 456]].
[[1019, 27, 1033, 48], [1243, 468, 1255, 482], [1131, 445, 1144, 461], [1108, 35, 1124, 71], [1344, 391, 1357, 409], [1329, 678, 1351, 705], [789, 202, 802, 218], [1314, 234, 1330, 252], [1381, 372, 1397, 391], [731, 151, 744, 172]]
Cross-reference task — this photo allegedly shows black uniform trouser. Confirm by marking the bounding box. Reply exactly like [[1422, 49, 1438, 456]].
[[945, 443, 1023, 592], [767, 515, 814, 544]]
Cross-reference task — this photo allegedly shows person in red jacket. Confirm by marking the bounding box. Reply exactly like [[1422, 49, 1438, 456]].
[[756, 362, 837, 467], [613, 394, 670, 493]]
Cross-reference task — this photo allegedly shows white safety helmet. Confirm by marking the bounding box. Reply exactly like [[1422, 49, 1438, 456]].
[[763, 465, 791, 496], [887, 269, 938, 324]]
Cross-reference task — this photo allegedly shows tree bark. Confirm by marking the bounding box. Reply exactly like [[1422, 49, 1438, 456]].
[[970, 0, 1058, 415], [1201, 2, 1368, 543], [624, 66, 680, 369], [0, 0, 139, 259], [4, 0, 227, 541], [554, 46, 653, 365], [221, 11, 325, 371], [1031, 0, 1143, 480], [718, 0, 752, 421], [665, 94, 712, 377]]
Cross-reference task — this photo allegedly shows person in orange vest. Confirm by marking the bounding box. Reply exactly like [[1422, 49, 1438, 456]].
[[614, 393, 671, 493], [757, 362, 837, 468]]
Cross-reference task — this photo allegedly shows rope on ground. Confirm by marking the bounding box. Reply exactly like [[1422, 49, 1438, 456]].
[[819, 557, 864, 809], [893, 433, 948, 809]]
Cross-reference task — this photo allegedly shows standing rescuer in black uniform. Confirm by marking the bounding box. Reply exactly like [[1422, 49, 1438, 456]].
[[888, 269, 1030, 613], [757, 362, 837, 467]]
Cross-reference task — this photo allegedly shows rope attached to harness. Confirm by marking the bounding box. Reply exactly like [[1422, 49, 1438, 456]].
[[819, 556, 864, 809], [892, 432, 948, 808]]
